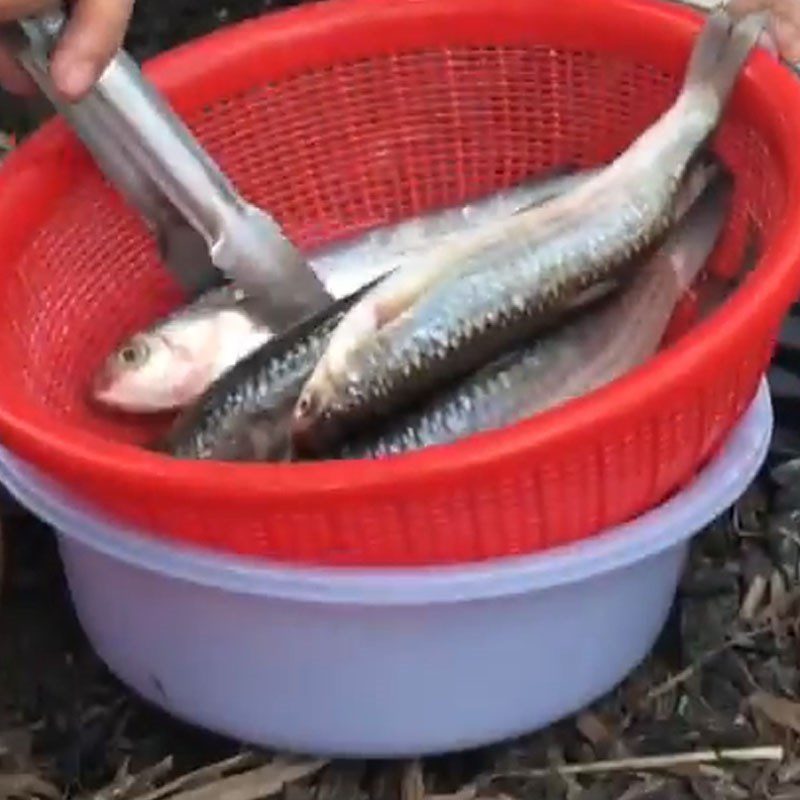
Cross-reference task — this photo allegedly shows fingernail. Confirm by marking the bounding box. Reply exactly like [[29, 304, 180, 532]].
[[54, 58, 97, 100]]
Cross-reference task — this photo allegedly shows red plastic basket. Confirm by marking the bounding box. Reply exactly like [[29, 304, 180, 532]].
[[0, 0, 799, 567]]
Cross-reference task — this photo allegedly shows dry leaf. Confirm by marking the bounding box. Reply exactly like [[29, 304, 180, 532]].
[[487, 746, 783, 779], [617, 779, 667, 800], [91, 757, 175, 800], [284, 786, 315, 800], [770, 791, 800, 800], [314, 763, 366, 800], [0, 773, 60, 800], [750, 691, 800, 734], [740, 575, 768, 621], [401, 762, 425, 800], [778, 758, 800, 783], [131, 759, 327, 800], [129, 753, 264, 800], [0, 728, 33, 772], [124, 759, 175, 799], [576, 713, 613, 748], [426, 788, 477, 800]]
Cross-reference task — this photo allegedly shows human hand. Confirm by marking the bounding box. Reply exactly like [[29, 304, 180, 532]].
[[0, 0, 135, 100], [728, 0, 800, 63]]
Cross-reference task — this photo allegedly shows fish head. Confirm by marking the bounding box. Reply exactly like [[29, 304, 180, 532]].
[[90, 330, 212, 413], [290, 293, 389, 454]]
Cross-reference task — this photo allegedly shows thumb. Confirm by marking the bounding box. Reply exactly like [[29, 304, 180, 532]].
[[725, 0, 781, 58], [727, 0, 771, 16], [49, 0, 134, 101]]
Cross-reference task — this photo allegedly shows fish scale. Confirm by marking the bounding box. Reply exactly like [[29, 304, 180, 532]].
[[325, 187, 675, 420], [338, 165, 732, 459], [159, 278, 382, 460]]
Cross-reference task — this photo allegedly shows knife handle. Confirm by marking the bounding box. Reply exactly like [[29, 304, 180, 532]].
[[1, 12, 176, 237]]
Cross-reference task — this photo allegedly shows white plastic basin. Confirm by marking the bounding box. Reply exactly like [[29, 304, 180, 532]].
[[0, 380, 772, 757]]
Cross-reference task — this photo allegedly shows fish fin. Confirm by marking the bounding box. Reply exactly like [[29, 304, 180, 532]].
[[682, 8, 766, 107]]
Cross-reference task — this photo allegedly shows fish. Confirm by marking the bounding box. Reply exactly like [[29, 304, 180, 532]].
[[336, 162, 731, 459], [158, 276, 387, 461], [290, 9, 766, 457], [91, 166, 597, 414], [311, 167, 599, 298], [160, 157, 723, 464]]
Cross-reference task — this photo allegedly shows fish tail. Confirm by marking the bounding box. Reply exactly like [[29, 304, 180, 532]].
[[680, 8, 767, 111]]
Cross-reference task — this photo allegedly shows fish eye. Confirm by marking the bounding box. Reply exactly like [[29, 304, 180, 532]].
[[118, 338, 149, 368]]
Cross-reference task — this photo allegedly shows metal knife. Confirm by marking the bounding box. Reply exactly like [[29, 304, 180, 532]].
[[0, 9, 333, 330]]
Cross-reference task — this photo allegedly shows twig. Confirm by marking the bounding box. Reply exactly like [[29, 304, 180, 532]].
[[755, 585, 800, 626], [486, 746, 784, 780], [401, 761, 425, 800], [151, 759, 328, 800], [616, 779, 667, 800], [645, 623, 777, 701], [0, 773, 60, 800], [89, 756, 174, 800], [129, 753, 264, 800], [740, 574, 769, 621], [426, 788, 477, 800]]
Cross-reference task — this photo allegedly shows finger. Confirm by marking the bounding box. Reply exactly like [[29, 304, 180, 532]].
[[774, 21, 800, 62], [726, 0, 771, 20], [730, 2, 800, 63], [49, 0, 134, 100], [0, 0, 58, 21], [758, 27, 780, 57], [722, 0, 782, 57], [0, 43, 36, 94]]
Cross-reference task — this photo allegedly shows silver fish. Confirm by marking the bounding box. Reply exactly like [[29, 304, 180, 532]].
[[91, 167, 596, 414], [291, 10, 766, 457], [159, 277, 385, 461], [338, 163, 730, 458], [310, 167, 597, 298]]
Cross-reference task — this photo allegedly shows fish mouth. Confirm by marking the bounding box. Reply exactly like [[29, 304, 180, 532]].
[[89, 364, 116, 403]]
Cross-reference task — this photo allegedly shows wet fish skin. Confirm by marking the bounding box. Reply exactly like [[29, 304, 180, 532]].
[[290, 10, 766, 457], [91, 284, 274, 413], [311, 166, 598, 298], [336, 163, 731, 459], [92, 167, 596, 415], [159, 276, 386, 460]]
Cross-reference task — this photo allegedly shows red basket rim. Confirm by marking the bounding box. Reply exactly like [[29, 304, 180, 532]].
[[1, 0, 800, 507]]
